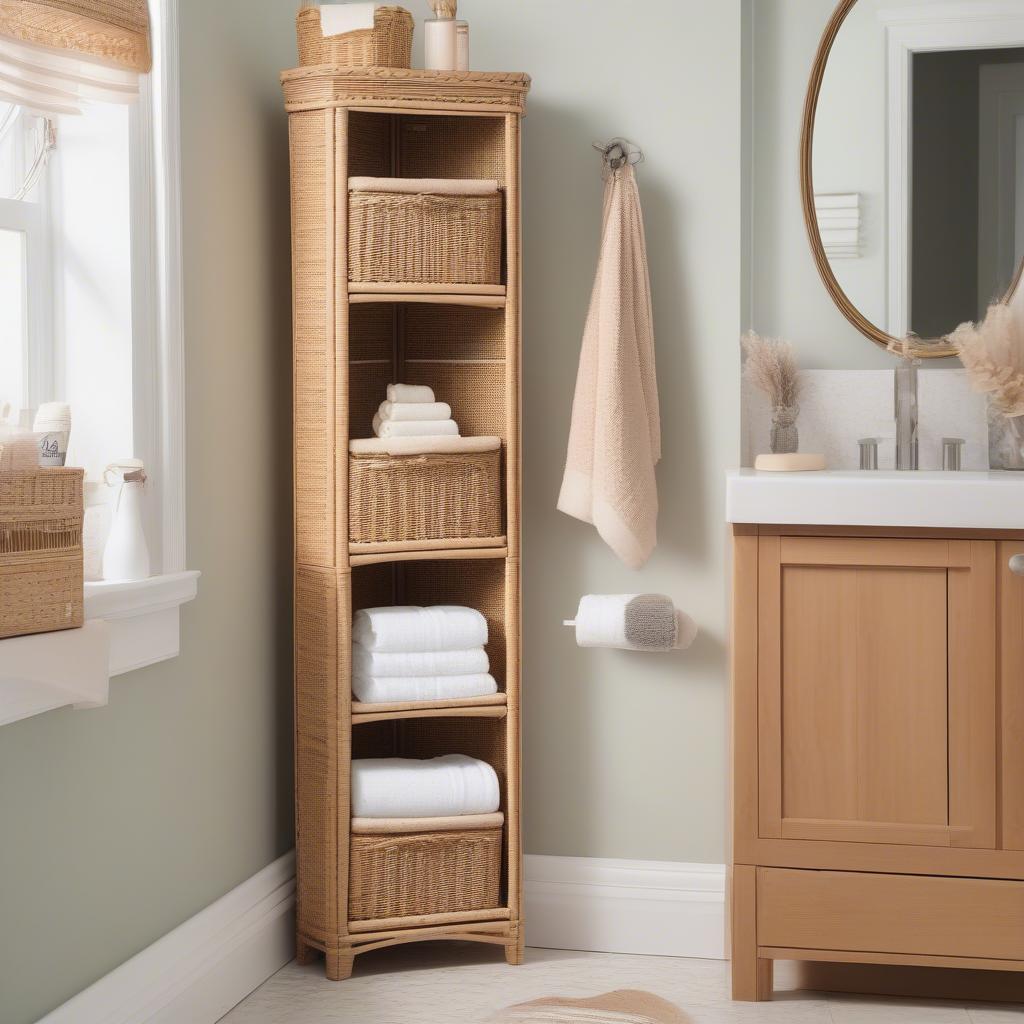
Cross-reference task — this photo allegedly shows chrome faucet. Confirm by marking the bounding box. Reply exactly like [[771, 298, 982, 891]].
[[894, 359, 919, 471]]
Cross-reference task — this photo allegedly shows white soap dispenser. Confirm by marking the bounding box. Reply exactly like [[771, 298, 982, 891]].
[[102, 460, 151, 582]]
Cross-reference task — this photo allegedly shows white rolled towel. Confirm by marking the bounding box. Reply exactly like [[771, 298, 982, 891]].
[[353, 642, 489, 678], [351, 754, 500, 818], [378, 400, 452, 422], [352, 673, 498, 705], [373, 414, 460, 438], [353, 605, 488, 653], [387, 383, 435, 404], [567, 594, 697, 652]]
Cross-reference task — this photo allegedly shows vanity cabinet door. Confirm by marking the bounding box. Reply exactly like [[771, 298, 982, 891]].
[[757, 536, 996, 849], [1001, 542, 1024, 851]]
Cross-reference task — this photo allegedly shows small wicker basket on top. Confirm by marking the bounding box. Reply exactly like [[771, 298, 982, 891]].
[[297, 4, 413, 68]]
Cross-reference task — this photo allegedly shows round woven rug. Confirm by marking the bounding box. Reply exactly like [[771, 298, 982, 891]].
[[489, 989, 691, 1024]]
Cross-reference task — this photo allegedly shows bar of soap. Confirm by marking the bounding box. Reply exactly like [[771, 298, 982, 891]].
[[754, 453, 827, 472]]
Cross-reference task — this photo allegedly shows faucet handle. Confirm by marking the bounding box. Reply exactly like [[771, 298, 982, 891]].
[[858, 438, 880, 471]]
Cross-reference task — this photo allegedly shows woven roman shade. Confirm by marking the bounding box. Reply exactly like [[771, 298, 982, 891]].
[[0, 0, 150, 115]]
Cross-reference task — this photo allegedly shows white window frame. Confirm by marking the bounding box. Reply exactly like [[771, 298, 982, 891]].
[[0, 0, 198, 728]]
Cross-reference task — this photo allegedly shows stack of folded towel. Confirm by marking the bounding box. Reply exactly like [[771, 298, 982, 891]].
[[372, 383, 461, 439], [352, 754, 500, 818], [352, 604, 497, 705]]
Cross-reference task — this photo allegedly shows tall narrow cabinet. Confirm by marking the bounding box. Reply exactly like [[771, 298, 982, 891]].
[[281, 67, 530, 979]]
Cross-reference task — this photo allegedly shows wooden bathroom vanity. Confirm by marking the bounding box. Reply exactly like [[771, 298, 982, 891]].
[[728, 471, 1024, 1000]]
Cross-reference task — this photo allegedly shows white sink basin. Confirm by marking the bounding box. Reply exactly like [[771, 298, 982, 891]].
[[727, 469, 1024, 530]]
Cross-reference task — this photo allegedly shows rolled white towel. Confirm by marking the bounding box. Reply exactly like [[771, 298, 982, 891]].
[[567, 594, 698, 652], [353, 643, 489, 678], [378, 400, 452, 422], [387, 383, 435, 404], [352, 673, 498, 705], [353, 605, 488, 653], [373, 414, 460, 439], [351, 754, 501, 818]]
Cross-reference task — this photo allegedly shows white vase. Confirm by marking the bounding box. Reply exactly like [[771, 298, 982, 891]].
[[424, 18, 457, 71], [102, 467, 151, 581]]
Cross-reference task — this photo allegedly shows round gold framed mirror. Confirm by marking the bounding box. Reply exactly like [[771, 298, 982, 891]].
[[801, 0, 1024, 359]]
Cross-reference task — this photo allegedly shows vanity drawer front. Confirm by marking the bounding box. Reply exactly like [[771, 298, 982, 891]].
[[757, 868, 1024, 961]]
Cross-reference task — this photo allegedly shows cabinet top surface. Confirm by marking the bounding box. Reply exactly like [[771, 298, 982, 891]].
[[281, 66, 531, 113], [727, 469, 1024, 530]]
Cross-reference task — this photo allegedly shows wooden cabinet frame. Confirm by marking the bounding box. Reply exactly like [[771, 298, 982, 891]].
[[732, 524, 1024, 1000]]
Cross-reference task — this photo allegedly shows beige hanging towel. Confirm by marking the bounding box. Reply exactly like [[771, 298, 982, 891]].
[[557, 147, 661, 569]]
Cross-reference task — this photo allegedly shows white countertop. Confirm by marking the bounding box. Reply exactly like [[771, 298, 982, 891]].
[[727, 469, 1024, 530]]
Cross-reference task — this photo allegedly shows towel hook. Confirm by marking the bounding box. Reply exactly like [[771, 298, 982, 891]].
[[593, 137, 644, 172]]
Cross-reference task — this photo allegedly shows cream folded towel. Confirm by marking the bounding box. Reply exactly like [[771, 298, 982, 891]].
[[351, 754, 501, 818], [387, 383, 435, 404], [378, 400, 452, 422], [557, 163, 661, 569], [373, 415, 460, 438], [350, 177, 500, 197], [352, 673, 498, 705], [350, 436, 500, 457], [353, 643, 489, 678], [353, 605, 488, 653]]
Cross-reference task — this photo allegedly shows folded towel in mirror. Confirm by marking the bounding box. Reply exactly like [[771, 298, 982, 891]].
[[377, 400, 452, 422], [387, 383, 435, 404], [353, 643, 489, 678], [353, 605, 488, 653], [352, 673, 498, 705], [351, 754, 501, 818]]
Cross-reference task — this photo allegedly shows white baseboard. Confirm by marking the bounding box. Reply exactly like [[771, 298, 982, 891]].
[[39, 851, 296, 1024], [524, 856, 727, 961]]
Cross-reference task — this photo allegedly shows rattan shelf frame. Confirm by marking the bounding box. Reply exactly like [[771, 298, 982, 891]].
[[285, 68, 527, 981]]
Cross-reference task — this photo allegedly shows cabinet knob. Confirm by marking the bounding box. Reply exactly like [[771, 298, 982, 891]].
[[1010, 554, 1024, 576]]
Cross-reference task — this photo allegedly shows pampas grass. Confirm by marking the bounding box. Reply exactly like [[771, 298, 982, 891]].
[[428, 0, 458, 17], [949, 303, 1024, 417], [741, 331, 802, 409]]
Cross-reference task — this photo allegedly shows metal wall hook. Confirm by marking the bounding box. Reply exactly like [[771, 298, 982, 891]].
[[593, 137, 644, 172]]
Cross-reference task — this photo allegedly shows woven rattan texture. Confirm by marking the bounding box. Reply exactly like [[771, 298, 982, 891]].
[[399, 117, 507, 184], [403, 305, 506, 361], [349, 304, 394, 362], [348, 825, 502, 921], [403, 361, 507, 440], [348, 112, 392, 178], [291, 110, 336, 567], [0, 468, 83, 640], [296, 5, 413, 69], [348, 191, 503, 285], [349, 450, 503, 545], [348, 362, 393, 440], [0, 0, 151, 71]]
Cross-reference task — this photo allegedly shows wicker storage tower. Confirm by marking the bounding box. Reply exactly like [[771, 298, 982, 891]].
[[281, 66, 530, 980]]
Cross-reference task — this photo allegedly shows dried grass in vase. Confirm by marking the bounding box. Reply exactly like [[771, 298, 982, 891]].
[[949, 303, 1024, 417], [741, 331, 804, 455], [428, 0, 458, 17]]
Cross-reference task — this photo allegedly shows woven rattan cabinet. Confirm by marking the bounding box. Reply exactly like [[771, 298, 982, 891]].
[[281, 67, 530, 980]]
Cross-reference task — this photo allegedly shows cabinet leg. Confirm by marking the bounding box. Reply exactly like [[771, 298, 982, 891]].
[[295, 937, 319, 966], [731, 865, 773, 1001], [505, 937, 525, 966], [326, 949, 355, 981]]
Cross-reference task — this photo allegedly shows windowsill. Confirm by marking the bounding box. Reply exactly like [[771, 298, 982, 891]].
[[85, 570, 201, 675], [0, 571, 200, 729]]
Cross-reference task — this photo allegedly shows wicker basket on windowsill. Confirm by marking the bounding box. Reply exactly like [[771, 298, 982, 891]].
[[0, 468, 84, 640], [296, 4, 414, 68]]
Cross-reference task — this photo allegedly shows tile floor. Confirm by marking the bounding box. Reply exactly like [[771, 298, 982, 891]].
[[218, 946, 1022, 1023]]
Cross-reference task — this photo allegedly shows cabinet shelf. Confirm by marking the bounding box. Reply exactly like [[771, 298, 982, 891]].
[[349, 539, 508, 567], [349, 282, 506, 309], [352, 693, 507, 725]]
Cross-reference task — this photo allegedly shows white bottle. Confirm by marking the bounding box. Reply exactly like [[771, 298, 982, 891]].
[[33, 402, 71, 467], [424, 17, 457, 71], [102, 460, 151, 582]]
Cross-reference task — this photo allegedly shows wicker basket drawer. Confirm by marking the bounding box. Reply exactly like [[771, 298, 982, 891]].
[[349, 186, 503, 285], [0, 468, 84, 640], [349, 816, 503, 922], [349, 449, 503, 545]]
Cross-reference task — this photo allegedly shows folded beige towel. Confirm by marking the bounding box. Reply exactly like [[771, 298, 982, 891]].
[[557, 164, 661, 569], [373, 415, 460, 439], [350, 436, 501, 457], [350, 176, 500, 196], [378, 400, 452, 422], [387, 383, 435, 404]]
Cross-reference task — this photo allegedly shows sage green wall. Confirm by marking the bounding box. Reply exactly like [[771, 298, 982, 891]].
[[0, 3, 745, 1020], [0, 3, 297, 1022]]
